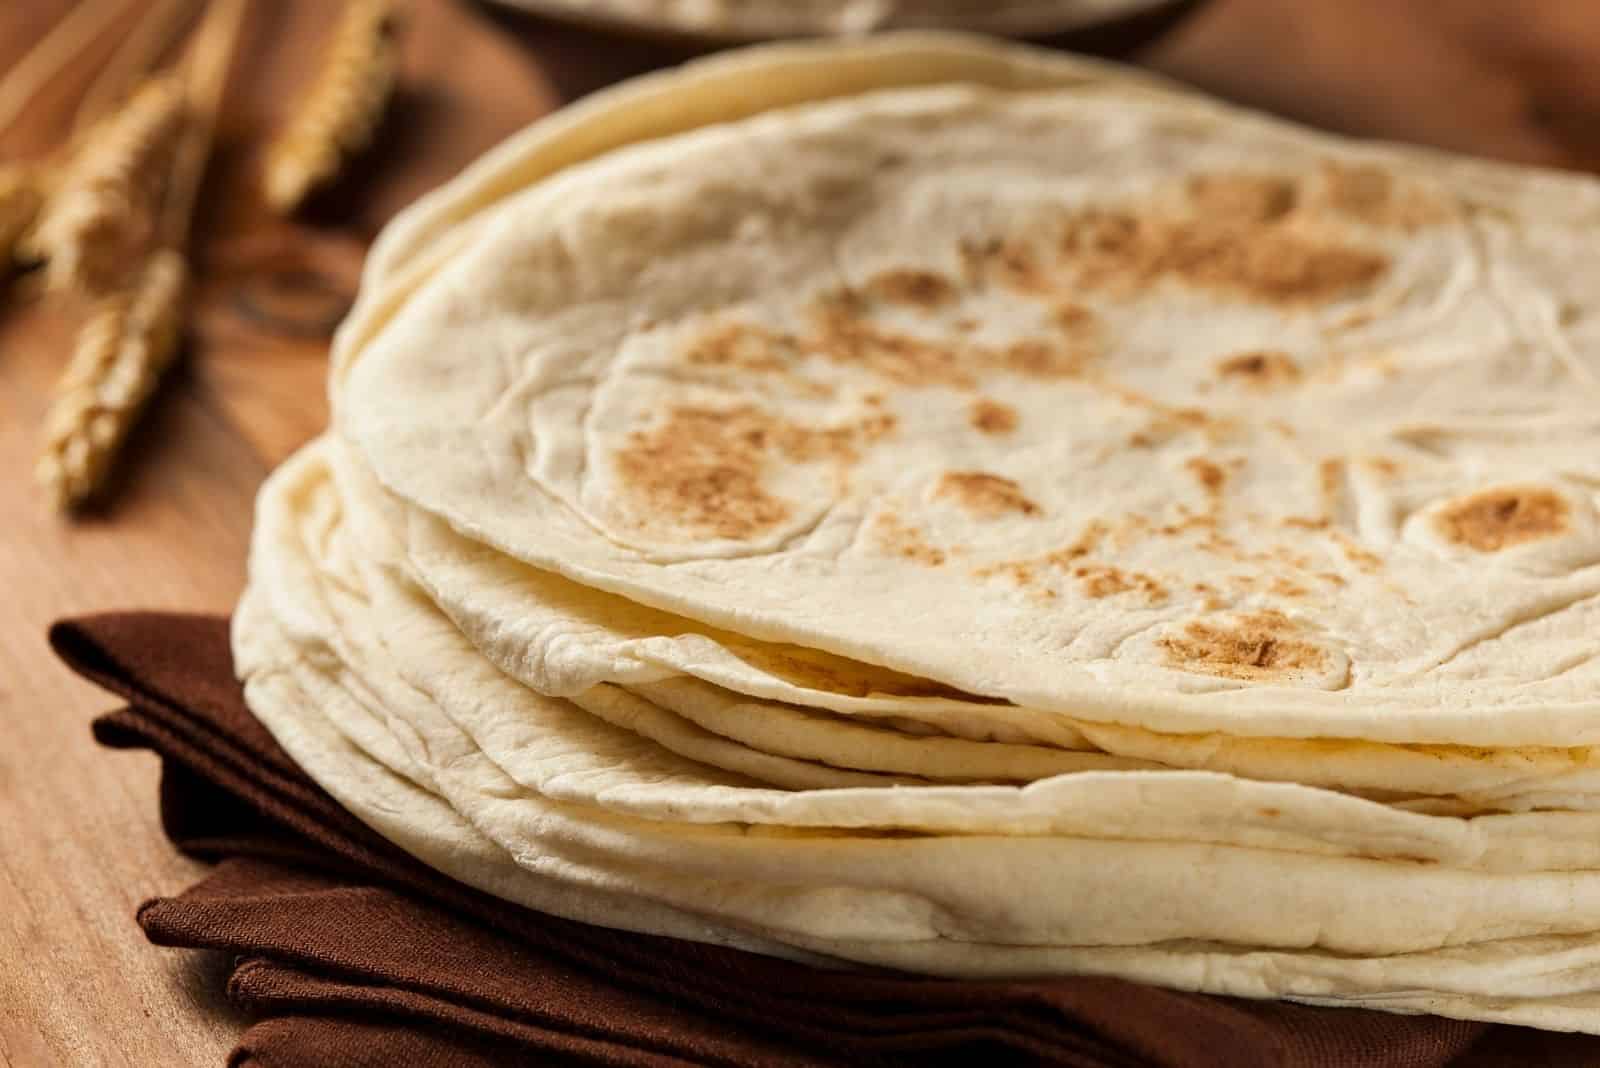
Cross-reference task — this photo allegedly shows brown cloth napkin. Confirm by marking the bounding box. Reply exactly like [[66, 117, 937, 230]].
[[48, 612, 1600, 1068]]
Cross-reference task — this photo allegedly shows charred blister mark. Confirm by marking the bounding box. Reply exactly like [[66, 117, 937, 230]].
[[933, 471, 1042, 519]]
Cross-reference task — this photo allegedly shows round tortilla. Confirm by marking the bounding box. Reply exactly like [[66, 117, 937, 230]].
[[336, 34, 1600, 747]]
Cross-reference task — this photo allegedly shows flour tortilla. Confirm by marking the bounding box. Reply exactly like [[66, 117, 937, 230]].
[[330, 434, 1132, 785], [338, 35, 1600, 748], [231, 585, 832, 963], [335, 439, 1094, 747], [491, 0, 1181, 39], [326, 435, 1600, 807], [332, 35, 1196, 391], [249, 439, 1600, 877], [235, 586, 1600, 1032], [243, 539, 1600, 965], [629, 675, 1155, 781]]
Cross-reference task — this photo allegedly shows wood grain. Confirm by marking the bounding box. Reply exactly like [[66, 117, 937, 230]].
[[6, 0, 1600, 1063]]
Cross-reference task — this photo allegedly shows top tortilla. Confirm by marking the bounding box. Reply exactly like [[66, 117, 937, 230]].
[[338, 34, 1600, 746]]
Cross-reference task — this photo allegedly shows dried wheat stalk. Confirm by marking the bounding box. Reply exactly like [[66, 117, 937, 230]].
[[0, 0, 134, 135], [73, 0, 199, 138], [0, 0, 137, 277], [263, 0, 401, 214], [28, 75, 187, 294], [34, 0, 247, 513], [35, 248, 187, 510]]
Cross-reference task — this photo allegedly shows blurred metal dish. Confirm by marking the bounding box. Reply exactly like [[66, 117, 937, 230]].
[[482, 0, 1194, 43]]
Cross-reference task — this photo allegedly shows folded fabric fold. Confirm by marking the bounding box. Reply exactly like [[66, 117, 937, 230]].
[[52, 612, 1600, 1067]]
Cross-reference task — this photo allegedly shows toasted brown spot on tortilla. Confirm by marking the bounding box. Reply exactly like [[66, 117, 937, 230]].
[[1186, 173, 1299, 223], [1053, 302, 1097, 334], [973, 560, 1036, 586], [1365, 456, 1401, 478], [1217, 350, 1301, 388], [998, 338, 1092, 379], [872, 512, 946, 566], [1436, 487, 1571, 552], [1074, 564, 1167, 602], [1185, 456, 1227, 495], [1051, 519, 1111, 565], [1318, 162, 1450, 231], [1283, 515, 1330, 531], [1319, 458, 1347, 518], [683, 322, 795, 372], [616, 406, 792, 541], [1160, 610, 1328, 681], [935, 471, 1041, 519], [1062, 207, 1388, 305], [1158, 512, 1217, 539], [977, 517, 1140, 592], [855, 411, 899, 443], [1332, 531, 1383, 572], [808, 283, 1096, 387], [616, 405, 888, 541], [962, 236, 1051, 294], [864, 268, 958, 309], [970, 398, 1018, 435], [808, 290, 975, 388]]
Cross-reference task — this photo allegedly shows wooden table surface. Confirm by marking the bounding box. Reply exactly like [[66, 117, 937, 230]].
[[8, 1, 1600, 1063]]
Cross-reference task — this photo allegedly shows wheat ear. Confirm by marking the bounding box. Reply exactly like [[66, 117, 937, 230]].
[[262, 0, 401, 214], [35, 248, 187, 509], [0, 0, 145, 273], [28, 75, 187, 294], [35, 0, 248, 513]]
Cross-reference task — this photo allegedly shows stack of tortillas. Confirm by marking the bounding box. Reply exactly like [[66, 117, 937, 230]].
[[236, 34, 1600, 1033]]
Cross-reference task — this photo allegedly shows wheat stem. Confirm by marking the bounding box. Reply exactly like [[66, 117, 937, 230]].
[[33, 0, 250, 512], [0, 0, 135, 136], [0, 163, 45, 267], [72, 0, 200, 138], [263, 0, 401, 214], [162, 0, 248, 248]]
